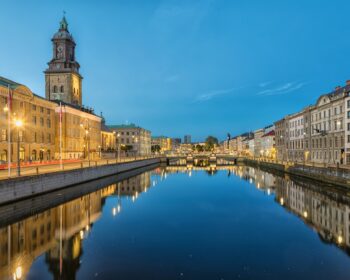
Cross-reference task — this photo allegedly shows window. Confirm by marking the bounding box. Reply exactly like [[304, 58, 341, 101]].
[[348, 123, 350, 131], [1, 129, 6, 141], [47, 119, 51, 128], [53, 86, 57, 93], [348, 100, 350, 108], [47, 108, 50, 115], [19, 131, 23, 142], [348, 111, 350, 119], [335, 107, 338, 115], [47, 133, 51, 143], [32, 116, 36, 125], [32, 104, 36, 111], [34, 132, 37, 142], [60, 85, 64, 93], [41, 132, 44, 143], [40, 107, 44, 113], [40, 117, 44, 126]]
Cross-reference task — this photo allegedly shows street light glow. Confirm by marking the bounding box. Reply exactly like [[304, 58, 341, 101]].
[[15, 119, 23, 127]]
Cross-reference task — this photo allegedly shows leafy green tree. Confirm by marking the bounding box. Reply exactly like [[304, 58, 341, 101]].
[[195, 144, 204, 153], [151, 145, 161, 153], [121, 145, 133, 152], [205, 136, 219, 151]]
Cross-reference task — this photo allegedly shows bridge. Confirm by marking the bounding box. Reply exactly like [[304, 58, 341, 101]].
[[165, 153, 240, 167]]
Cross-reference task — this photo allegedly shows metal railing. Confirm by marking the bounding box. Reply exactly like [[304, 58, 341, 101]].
[[0, 155, 159, 180]]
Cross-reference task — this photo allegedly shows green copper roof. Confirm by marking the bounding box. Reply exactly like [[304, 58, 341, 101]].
[[0, 76, 22, 90], [60, 16, 68, 31], [108, 123, 138, 129]]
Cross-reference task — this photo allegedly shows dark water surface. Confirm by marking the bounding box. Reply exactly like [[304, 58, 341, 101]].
[[1, 165, 350, 280]]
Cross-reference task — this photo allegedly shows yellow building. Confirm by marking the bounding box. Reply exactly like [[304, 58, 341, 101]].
[[55, 103, 101, 160], [0, 77, 56, 162], [151, 136, 172, 153], [101, 116, 116, 153], [0, 16, 102, 164]]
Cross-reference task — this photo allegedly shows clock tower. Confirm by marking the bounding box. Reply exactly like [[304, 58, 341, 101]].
[[45, 15, 83, 106]]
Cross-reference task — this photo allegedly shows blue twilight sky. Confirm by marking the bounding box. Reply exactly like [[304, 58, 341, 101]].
[[1, 0, 350, 141]]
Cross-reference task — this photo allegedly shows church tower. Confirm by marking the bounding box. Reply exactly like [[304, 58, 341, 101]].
[[45, 15, 83, 106]]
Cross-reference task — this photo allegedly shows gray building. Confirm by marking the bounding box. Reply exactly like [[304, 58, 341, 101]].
[[184, 135, 192, 144]]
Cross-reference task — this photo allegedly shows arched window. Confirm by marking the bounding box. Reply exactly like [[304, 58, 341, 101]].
[[60, 85, 64, 93], [53, 85, 57, 93]]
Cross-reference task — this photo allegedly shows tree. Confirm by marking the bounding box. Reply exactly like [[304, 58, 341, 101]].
[[151, 145, 161, 153], [205, 136, 219, 151], [195, 144, 204, 153], [121, 145, 133, 152]]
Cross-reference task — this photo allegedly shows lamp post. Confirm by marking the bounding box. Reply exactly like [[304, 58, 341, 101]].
[[15, 119, 23, 177], [132, 135, 139, 159], [4, 103, 11, 177], [80, 121, 91, 162], [115, 132, 121, 162]]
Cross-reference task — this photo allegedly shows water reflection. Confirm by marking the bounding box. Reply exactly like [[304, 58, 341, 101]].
[[230, 165, 350, 253], [165, 164, 350, 253], [0, 172, 152, 280], [1, 165, 350, 279]]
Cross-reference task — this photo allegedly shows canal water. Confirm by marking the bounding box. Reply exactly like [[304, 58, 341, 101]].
[[1, 165, 350, 280]]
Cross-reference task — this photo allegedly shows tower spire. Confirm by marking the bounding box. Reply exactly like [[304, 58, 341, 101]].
[[59, 11, 68, 31]]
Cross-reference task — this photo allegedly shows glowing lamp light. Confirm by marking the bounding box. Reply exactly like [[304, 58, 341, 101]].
[[15, 119, 23, 127], [15, 266, 22, 279], [338, 235, 343, 244], [303, 211, 308, 218], [280, 197, 284, 205]]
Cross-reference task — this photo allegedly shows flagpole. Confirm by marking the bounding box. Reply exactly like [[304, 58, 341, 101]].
[[7, 85, 11, 178], [59, 102, 63, 170]]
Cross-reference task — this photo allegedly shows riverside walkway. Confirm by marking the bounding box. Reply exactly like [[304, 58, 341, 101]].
[[0, 156, 155, 180]]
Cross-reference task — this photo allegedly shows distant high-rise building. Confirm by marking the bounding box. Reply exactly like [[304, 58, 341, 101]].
[[184, 135, 191, 144]]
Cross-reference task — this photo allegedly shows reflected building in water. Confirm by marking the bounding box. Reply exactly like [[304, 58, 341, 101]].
[[0, 172, 151, 280], [233, 165, 350, 253]]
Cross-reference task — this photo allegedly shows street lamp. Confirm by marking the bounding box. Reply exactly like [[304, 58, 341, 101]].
[[4, 104, 11, 177], [80, 121, 91, 162], [15, 119, 23, 176], [98, 145, 101, 158], [114, 132, 121, 162]]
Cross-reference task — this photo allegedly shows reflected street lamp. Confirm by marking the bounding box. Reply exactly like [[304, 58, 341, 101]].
[[15, 119, 23, 176]]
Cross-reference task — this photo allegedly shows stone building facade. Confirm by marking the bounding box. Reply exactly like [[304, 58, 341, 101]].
[[0, 16, 102, 165], [275, 118, 287, 162], [108, 124, 151, 156], [0, 77, 56, 162], [286, 111, 305, 163], [310, 87, 347, 165], [45, 16, 82, 107]]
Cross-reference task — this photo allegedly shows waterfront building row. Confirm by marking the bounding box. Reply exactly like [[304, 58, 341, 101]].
[[226, 81, 350, 166], [0, 16, 153, 163]]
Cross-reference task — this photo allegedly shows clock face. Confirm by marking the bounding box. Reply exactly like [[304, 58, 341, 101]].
[[57, 45, 64, 59]]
